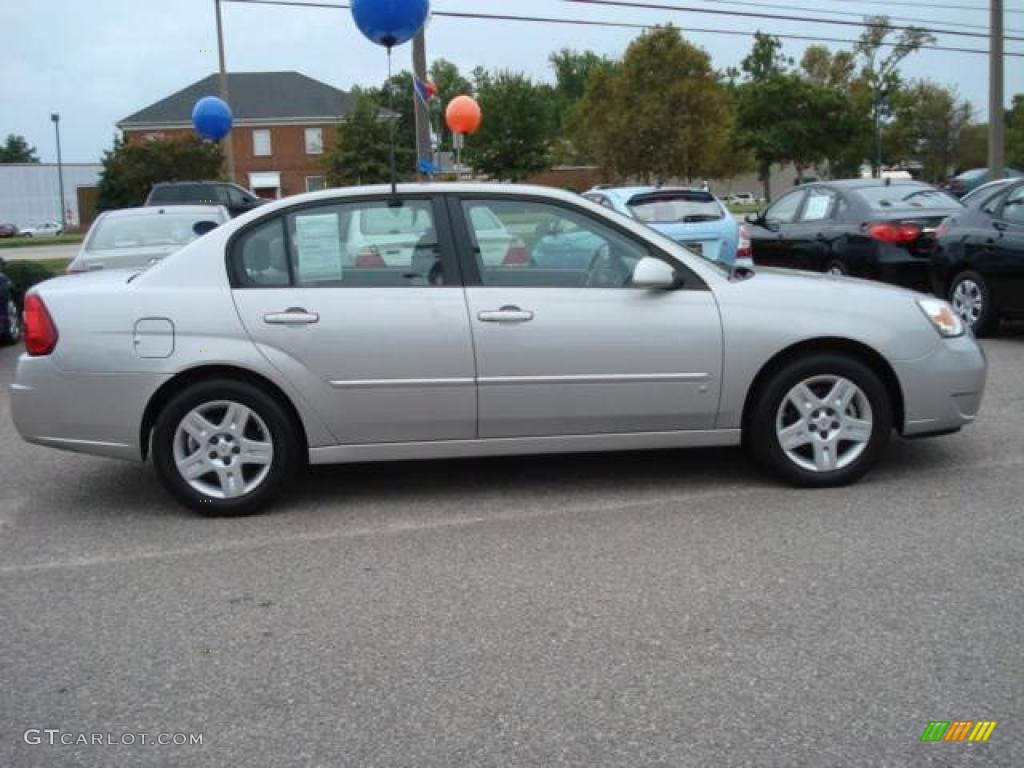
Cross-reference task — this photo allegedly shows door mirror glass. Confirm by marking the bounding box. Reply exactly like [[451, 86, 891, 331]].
[[632, 256, 679, 289], [744, 212, 762, 225], [192, 220, 219, 237]]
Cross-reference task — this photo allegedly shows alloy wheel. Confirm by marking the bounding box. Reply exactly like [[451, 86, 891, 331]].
[[951, 278, 983, 328], [775, 375, 873, 473], [6, 299, 22, 342], [172, 400, 274, 499]]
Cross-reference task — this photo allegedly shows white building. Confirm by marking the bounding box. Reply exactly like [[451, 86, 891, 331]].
[[0, 163, 102, 229]]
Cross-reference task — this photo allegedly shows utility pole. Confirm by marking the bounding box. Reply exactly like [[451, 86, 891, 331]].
[[215, 0, 237, 184], [50, 113, 66, 231], [989, 0, 1005, 179], [412, 28, 432, 180]]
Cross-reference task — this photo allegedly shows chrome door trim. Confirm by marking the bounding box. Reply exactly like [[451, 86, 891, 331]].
[[329, 377, 476, 390], [478, 372, 710, 386]]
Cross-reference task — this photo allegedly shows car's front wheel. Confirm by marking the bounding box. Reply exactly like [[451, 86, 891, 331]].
[[949, 270, 997, 337], [749, 354, 893, 487], [152, 379, 302, 516]]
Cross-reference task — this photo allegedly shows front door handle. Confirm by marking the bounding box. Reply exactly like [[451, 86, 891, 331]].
[[477, 305, 534, 323], [263, 307, 320, 325]]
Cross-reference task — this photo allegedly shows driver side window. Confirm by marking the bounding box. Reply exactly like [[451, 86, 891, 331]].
[[1002, 186, 1024, 225], [765, 191, 805, 227], [461, 199, 650, 288]]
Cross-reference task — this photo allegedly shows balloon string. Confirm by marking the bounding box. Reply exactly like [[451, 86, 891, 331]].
[[387, 45, 397, 197]]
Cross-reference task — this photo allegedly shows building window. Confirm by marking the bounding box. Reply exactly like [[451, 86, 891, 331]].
[[253, 129, 272, 157], [305, 176, 326, 192], [305, 127, 324, 155]]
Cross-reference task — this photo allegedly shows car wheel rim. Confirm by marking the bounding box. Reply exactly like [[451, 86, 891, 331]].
[[172, 400, 274, 500], [951, 279, 983, 327], [7, 300, 21, 340], [775, 375, 873, 473]]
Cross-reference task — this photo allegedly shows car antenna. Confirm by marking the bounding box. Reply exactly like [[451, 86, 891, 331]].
[[385, 45, 401, 207]]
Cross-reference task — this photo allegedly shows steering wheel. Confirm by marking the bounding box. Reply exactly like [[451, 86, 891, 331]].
[[585, 243, 629, 287]]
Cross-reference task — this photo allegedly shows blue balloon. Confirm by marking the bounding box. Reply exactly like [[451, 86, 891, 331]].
[[351, 0, 430, 48], [192, 96, 233, 141]]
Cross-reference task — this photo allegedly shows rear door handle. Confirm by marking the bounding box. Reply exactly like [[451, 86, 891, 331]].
[[477, 306, 534, 323], [263, 308, 320, 325]]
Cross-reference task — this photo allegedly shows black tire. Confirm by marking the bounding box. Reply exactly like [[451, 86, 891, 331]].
[[949, 270, 998, 338], [748, 354, 893, 488], [151, 379, 302, 516], [824, 259, 847, 276]]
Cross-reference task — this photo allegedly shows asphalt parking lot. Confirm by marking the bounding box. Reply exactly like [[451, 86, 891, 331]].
[[1, 333, 1022, 767]]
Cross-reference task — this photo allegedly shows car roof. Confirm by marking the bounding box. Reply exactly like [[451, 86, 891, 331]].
[[151, 180, 233, 187], [99, 205, 227, 218], [817, 179, 936, 190]]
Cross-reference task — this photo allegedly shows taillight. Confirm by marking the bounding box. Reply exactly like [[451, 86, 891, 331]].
[[23, 293, 59, 356], [502, 245, 529, 265], [355, 246, 385, 267], [868, 223, 922, 245], [736, 224, 752, 261]]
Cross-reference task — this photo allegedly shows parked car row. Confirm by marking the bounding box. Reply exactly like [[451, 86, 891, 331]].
[[743, 177, 1024, 336], [0, 221, 64, 238]]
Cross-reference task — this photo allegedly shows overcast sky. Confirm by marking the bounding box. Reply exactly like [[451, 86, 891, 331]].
[[4, 0, 1023, 163]]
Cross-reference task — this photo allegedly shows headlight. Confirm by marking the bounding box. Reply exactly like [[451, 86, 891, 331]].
[[917, 298, 964, 338]]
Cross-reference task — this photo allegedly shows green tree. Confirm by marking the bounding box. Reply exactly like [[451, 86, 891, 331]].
[[97, 134, 223, 209], [463, 71, 558, 181], [0, 134, 40, 163], [954, 123, 988, 172], [855, 15, 936, 176], [322, 91, 410, 186], [571, 26, 735, 183], [370, 71, 417, 173], [1007, 94, 1024, 169], [800, 45, 856, 91], [885, 81, 972, 181]]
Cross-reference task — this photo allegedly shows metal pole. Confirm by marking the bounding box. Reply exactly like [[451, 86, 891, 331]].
[[51, 113, 66, 231], [412, 29, 432, 180], [874, 99, 882, 179], [989, 0, 1005, 180], [215, 0, 237, 184]]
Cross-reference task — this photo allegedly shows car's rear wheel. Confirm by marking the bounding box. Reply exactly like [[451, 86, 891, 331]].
[[152, 379, 301, 516], [1, 298, 22, 344], [749, 354, 892, 487], [949, 270, 997, 337]]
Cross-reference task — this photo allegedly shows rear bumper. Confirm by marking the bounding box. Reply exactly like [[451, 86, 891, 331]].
[[893, 334, 987, 437], [10, 355, 170, 461]]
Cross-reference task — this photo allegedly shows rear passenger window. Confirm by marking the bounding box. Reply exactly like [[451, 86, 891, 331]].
[[799, 189, 836, 222], [286, 199, 445, 287], [233, 218, 290, 287]]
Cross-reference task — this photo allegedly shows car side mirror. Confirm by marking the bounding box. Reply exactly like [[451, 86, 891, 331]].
[[193, 220, 219, 237], [632, 257, 680, 289], [744, 212, 762, 225]]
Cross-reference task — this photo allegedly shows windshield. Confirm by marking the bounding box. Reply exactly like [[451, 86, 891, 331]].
[[89, 212, 221, 250], [857, 185, 963, 211], [957, 169, 988, 182], [627, 191, 723, 223]]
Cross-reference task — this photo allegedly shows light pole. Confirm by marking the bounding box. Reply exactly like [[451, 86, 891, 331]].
[[989, 0, 1005, 180], [215, 0, 237, 183], [50, 113, 66, 231]]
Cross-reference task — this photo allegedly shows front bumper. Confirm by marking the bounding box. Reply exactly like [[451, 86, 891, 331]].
[[893, 333, 987, 437], [10, 354, 170, 461]]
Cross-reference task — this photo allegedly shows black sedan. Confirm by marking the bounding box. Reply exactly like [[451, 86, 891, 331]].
[[746, 180, 964, 293], [930, 178, 1024, 336]]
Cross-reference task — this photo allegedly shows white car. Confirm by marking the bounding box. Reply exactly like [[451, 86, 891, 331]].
[[727, 193, 760, 205], [67, 205, 229, 272], [20, 220, 63, 238]]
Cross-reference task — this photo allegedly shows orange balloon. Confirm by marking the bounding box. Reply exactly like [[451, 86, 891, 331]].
[[446, 95, 482, 135]]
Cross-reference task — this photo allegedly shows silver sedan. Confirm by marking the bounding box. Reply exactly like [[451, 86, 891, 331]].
[[10, 184, 987, 515]]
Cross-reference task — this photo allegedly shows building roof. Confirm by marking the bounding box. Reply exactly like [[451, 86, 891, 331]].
[[118, 71, 355, 129]]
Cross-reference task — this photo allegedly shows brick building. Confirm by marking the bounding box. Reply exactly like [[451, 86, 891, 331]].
[[117, 71, 356, 199]]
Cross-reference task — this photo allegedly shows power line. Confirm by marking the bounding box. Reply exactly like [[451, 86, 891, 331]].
[[554, 0, 1024, 42], [677, 0, 1024, 35], [781, 0, 1024, 14], [223, 0, 1024, 57]]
